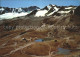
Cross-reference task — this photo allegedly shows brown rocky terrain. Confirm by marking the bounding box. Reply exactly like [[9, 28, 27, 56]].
[[0, 6, 80, 57]]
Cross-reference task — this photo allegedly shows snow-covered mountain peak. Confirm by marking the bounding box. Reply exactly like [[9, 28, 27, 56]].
[[44, 4, 56, 10], [27, 5, 77, 17]]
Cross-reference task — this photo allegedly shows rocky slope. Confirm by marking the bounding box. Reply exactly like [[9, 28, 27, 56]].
[[0, 5, 80, 57]]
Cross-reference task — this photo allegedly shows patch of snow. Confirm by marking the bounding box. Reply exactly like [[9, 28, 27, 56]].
[[65, 7, 72, 9], [0, 8, 4, 11], [0, 12, 28, 20], [47, 11, 55, 16], [52, 5, 56, 6], [47, 6, 52, 10], [0, 8, 5, 13], [54, 7, 59, 11], [58, 10, 71, 13], [18, 8, 23, 12], [37, 9, 41, 10], [35, 10, 48, 17], [12, 8, 15, 13], [74, 7, 77, 9]]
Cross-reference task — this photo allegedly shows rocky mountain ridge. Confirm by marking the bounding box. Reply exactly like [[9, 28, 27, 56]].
[[27, 4, 77, 17], [0, 4, 79, 19], [0, 6, 40, 15]]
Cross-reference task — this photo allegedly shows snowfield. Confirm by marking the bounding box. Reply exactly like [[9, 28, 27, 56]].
[[0, 12, 28, 20], [58, 10, 71, 13], [65, 7, 73, 9], [35, 10, 48, 17]]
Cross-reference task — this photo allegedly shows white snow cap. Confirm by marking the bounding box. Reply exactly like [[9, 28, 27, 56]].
[[35, 10, 48, 17], [47, 4, 56, 10], [47, 6, 52, 10]]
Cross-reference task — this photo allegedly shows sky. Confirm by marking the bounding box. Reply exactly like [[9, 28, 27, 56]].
[[0, 0, 80, 8]]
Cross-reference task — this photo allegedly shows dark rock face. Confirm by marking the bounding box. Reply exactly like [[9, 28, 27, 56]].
[[52, 12, 61, 16], [69, 10, 73, 14], [42, 6, 49, 10], [58, 6, 65, 11], [74, 6, 80, 16], [27, 10, 38, 16], [27, 6, 40, 11], [46, 7, 55, 15]]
